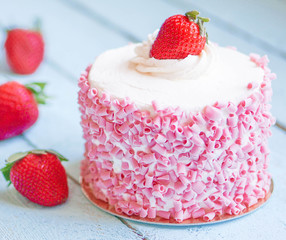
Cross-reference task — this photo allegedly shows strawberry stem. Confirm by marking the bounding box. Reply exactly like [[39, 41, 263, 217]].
[[185, 11, 199, 21], [197, 17, 210, 23], [185, 11, 210, 42], [25, 82, 48, 104], [34, 18, 42, 33]]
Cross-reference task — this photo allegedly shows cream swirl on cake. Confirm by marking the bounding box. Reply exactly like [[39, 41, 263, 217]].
[[131, 30, 217, 80]]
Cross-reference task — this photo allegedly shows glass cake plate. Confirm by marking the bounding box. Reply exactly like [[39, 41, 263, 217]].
[[80, 178, 273, 226]]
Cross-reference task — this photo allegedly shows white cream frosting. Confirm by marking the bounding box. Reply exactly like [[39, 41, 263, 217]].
[[131, 30, 217, 80], [88, 35, 264, 112]]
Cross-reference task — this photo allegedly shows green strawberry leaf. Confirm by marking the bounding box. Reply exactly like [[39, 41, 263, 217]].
[[29, 149, 48, 155], [25, 82, 48, 105], [0, 162, 14, 186], [198, 17, 210, 23], [186, 10, 200, 21], [7, 152, 29, 163]]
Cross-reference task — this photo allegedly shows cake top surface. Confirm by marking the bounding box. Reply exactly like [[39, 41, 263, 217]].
[[88, 32, 264, 112]]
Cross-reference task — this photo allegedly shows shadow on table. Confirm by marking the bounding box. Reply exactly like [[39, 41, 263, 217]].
[[65, 160, 81, 184], [0, 186, 44, 209], [0, 56, 11, 75]]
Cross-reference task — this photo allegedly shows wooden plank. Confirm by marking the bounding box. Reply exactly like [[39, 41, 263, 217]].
[[0, 0, 129, 80], [0, 179, 142, 240], [61, 0, 176, 41]]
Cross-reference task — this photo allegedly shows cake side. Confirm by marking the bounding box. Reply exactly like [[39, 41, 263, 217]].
[[78, 54, 275, 222]]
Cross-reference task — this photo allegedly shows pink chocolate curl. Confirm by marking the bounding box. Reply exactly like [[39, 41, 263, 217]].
[[204, 106, 223, 121], [203, 212, 216, 221]]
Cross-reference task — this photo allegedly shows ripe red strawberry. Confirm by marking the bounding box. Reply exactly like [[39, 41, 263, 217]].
[[150, 11, 210, 59], [5, 28, 44, 74], [1, 149, 69, 206], [0, 81, 47, 140]]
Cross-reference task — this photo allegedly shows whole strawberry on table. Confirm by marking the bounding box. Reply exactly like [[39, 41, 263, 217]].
[[1, 149, 69, 207], [0, 81, 47, 140], [4, 22, 44, 74]]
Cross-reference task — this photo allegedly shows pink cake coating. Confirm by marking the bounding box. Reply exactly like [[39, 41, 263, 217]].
[[79, 54, 275, 222]]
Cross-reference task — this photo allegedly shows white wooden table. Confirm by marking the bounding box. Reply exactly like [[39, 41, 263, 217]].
[[0, 0, 286, 239]]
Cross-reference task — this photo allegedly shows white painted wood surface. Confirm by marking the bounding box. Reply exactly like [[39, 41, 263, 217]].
[[0, 0, 285, 239]]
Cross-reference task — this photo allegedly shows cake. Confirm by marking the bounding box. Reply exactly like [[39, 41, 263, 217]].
[[78, 12, 275, 223]]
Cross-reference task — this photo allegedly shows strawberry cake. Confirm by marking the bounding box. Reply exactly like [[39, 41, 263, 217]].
[[78, 11, 275, 223]]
